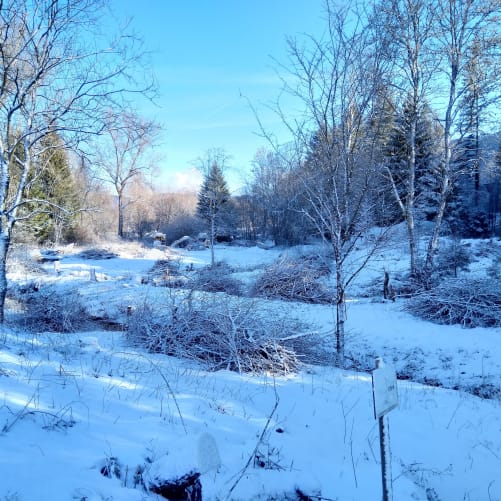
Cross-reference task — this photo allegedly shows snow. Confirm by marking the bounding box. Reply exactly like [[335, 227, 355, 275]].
[[1, 240, 501, 500]]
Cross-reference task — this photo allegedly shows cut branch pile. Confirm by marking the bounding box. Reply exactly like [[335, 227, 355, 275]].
[[187, 263, 243, 295], [406, 279, 501, 328], [126, 294, 303, 374], [252, 256, 333, 304], [77, 248, 118, 260]]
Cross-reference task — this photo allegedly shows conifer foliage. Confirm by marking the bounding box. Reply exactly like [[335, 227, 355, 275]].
[[23, 135, 79, 244], [196, 162, 231, 267]]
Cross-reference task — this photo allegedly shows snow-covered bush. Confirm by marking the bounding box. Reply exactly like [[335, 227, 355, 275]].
[[252, 256, 333, 304], [6, 244, 46, 276], [487, 249, 501, 279], [146, 258, 186, 287], [126, 293, 304, 374], [14, 284, 87, 332], [435, 239, 472, 278], [188, 262, 243, 296], [77, 247, 118, 260], [405, 278, 501, 327]]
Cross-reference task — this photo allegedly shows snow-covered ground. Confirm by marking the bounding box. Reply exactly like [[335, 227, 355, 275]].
[[1, 238, 500, 500]]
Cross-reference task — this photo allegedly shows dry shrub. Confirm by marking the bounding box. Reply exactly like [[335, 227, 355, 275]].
[[126, 293, 303, 374], [7, 244, 46, 276], [14, 284, 87, 332], [252, 256, 333, 304], [77, 248, 118, 260], [146, 259, 186, 287], [188, 263, 243, 295], [405, 278, 501, 328]]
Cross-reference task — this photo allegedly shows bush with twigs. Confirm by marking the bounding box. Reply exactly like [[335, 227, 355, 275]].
[[188, 262, 243, 296], [126, 292, 308, 374], [405, 278, 501, 328], [7, 244, 46, 276], [146, 258, 186, 287], [13, 284, 87, 332], [252, 255, 333, 304]]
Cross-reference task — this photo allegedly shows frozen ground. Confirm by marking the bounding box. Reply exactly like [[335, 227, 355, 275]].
[[0, 238, 500, 500]]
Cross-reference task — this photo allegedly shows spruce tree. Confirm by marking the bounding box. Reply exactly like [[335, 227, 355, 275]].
[[196, 162, 231, 267], [23, 134, 79, 244], [384, 101, 442, 222]]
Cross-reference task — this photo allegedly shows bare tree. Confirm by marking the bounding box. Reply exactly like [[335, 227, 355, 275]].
[[0, 0, 154, 321], [378, 0, 437, 276], [195, 147, 231, 177], [424, 0, 501, 271], [377, 0, 501, 276], [97, 111, 160, 237], [248, 147, 307, 245], [123, 174, 156, 238], [270, 0, 389, 366]]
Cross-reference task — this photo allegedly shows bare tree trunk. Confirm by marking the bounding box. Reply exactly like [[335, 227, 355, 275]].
[[425, 167, 450, 272], [0, 233, 10, 323], [118, 192, 124, 238], [210, 214, 215, 268], [407, 115, 418, 276], [335, 275, 346, 368]]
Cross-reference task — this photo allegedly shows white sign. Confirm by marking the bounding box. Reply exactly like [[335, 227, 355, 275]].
[[372, 363, 398, 419]]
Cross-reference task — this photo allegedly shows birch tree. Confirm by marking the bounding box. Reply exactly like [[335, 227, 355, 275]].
[[273, 0, 389, 366], [378, 0, 437, 277], [0, 0, 153, 322], [425, 0, 501, 271]]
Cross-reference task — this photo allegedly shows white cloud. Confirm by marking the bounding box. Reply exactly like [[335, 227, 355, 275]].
[[160, 167, 202, 193]]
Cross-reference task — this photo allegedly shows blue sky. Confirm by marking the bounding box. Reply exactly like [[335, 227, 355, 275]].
[[109, 1, 325, 192]]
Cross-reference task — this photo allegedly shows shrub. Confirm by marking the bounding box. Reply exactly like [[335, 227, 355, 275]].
[[163, 214, 205, 245], [77, 248, 118, 260], [252, 255, 332, 304], [405, 278, 501, 328], [188, 262, 243, 296], [436, 239, 472, 278], [126, 293, 304, 374], [487, 249, 501, 279], [6, 244, 46, 276], [13, 284, 87, 332], [146, 259, 186, 287]]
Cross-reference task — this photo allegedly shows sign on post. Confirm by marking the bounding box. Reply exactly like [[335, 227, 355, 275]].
[[372, 357, 398, 501], [372, 360, 398, 419]]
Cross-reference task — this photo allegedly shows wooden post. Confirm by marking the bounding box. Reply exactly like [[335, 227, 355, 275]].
[[372, 357, 397, 501], [378, 412, 392, 501]]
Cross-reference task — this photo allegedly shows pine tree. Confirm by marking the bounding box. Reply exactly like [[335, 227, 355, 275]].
[[22, 134, 80, 244], [384, 101, 442, 221], [196, 162, 231, 267], [458, 38, 484, 197]]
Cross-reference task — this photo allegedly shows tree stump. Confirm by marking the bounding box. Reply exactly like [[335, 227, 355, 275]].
[[383, 271, 395, 301], [149, 471, 202, 501]]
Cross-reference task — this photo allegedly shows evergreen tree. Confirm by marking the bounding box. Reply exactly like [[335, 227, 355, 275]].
[[196, 162, 231, 267], [458, 38, 484, 197], [448, 36, 498, 238], [384, 100, 442, 223], [22, 134, 79, 244], [488, 143, 501, 236]]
